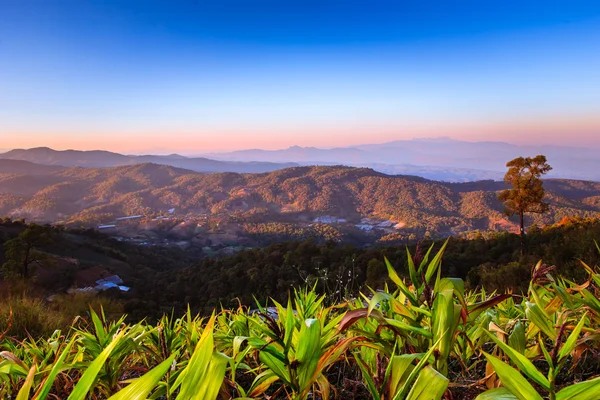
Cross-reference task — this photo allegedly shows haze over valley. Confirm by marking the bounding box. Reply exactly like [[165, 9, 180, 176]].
[[3, 136, 600, 182]]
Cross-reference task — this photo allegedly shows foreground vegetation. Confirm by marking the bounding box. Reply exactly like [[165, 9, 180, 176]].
[[3, 217, 600, 324], [3, 242, 600, 399]]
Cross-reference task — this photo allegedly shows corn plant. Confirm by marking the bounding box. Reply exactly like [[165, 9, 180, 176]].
[[476, 313, 599, 400], [241, 288, 360, 399], [341, 241, 509, 376]]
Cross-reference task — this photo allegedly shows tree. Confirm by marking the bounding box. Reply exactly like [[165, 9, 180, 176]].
[[498, 155, 552, 253], [1, 224, 53, 280], [365, 258, 386, 288]]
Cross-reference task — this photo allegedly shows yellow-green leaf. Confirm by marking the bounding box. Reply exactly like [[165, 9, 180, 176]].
[[525, 302, 556, 340], [67, 330, 126, 400], [558, 314, 587, 362], [16, 364, 36, 400], [406, 365, 449, 400], [482, 352, 542, 400], [475, 387, 520, 399], [109, 354, 175, 400], [486, 331, 550, 391], [556, 376, 600, 400]]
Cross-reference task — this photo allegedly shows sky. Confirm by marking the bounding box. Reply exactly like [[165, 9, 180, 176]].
[[1, 0, 600, 153]]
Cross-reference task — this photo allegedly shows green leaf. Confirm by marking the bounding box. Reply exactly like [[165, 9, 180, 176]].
[[432, 288, 455, 371], [406, 247, 419, 288], [67, 330, 126, 400], [259, 349, 291, 386], [384, 318, 433, 338], [486, 330, 550, 391], [406, 365, 448, 400], [283, 298, 296, 357], [355, 354, 381, 400], [385, 257, 418, 305], [388, 354, 418, 395], [525, 302, 557, 340], [538, 334, 553, 367], [189, 353, 229, 400], [109, 354, 175, 400], [393, 336, 443, 400], [174, 315, 229, 400], [468, 294, 512, 321], [34, 339, 76, 400], [16, 364, 36, 400], [424, 239, 449, 284], [482, 352, 543, 400], [248, 370, 280, 397], [367, 291, 392, 317], [90, 307, 106, 343], [508, 321, 526, 355], [0, 351, 29, 376], [556, 376, 600, 400], [557, 314, 587, 362], [296, 318, 322, 391], [417, 243, 435, 276], [475, 387, 520, 399]]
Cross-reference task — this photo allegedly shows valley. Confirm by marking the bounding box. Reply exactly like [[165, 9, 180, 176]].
[[0, 160, 599, 255]]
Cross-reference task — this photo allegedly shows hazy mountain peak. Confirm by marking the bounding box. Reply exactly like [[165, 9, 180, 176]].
[[412, 136, 458, 142], [0, 147, 297, 174]]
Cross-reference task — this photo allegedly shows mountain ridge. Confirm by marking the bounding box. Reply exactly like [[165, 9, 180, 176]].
[[4, 139, 600, 182], [0, 161, 598, 241], [0, 147, 298, 173], [203, 138, 600, 181]]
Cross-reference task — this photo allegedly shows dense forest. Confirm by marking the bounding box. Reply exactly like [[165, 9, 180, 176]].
[[2, 216, 600, 327]]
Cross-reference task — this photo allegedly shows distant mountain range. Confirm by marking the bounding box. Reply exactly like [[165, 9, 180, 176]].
[[203, 137, 600, 181], [1, 138, 598, 182], [0, 161, 598, 237], [0, 147, 297, 173]]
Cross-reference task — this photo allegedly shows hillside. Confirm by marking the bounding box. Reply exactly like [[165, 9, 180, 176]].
[[0, 159, 65, 174], [4, 218, 600, 399], [0, 161, 599, 242]]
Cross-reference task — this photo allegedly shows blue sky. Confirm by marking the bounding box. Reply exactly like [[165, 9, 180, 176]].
[[1, 0, 600, 152]]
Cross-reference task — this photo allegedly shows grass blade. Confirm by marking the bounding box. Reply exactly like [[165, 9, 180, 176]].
[[109, 354, 175, 400], [475, 387, 520, 399], [406, 365, 449, 400], [486, 330, 550, 391], [556, 376, 600, 400], [34, 339, 76, 400], [67, 330, 126, 400], [481, 352, 542, 400], [16, 364, 36, 400], [558, 314, 587, 362]]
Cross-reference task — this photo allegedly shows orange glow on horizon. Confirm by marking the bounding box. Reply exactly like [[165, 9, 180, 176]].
[[3, 113, 600, 153]]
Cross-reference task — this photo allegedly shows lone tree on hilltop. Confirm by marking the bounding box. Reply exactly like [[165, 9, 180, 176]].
[[1, 224, 53, 280], [498, 155, 552, 253]]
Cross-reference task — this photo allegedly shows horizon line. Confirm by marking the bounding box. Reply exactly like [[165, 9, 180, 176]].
[[3, 136, 600, 155]]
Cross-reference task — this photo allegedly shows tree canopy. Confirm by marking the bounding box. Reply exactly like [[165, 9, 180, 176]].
[[498, 155, 552, 249], [1, 224, 53, 279]]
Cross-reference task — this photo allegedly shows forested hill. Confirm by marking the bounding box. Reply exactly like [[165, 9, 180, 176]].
[[2, 217, 600, 323], [0, 162, 599, 235]]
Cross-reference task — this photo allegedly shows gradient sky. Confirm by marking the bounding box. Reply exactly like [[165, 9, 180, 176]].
[[1, 0, 600, 153]]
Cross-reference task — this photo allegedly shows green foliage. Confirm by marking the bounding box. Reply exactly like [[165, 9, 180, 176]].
[[1, 224, 54, 279], [2, 244, 600, 399]]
